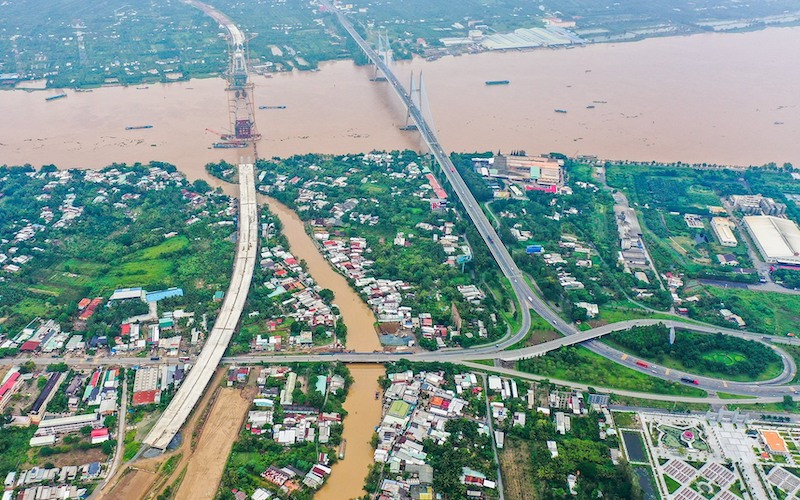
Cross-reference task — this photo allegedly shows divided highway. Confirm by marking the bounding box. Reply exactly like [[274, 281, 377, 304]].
[[320, 1, 800, 400], [322, 0, 567, 351], [143, 163, 258, 450]]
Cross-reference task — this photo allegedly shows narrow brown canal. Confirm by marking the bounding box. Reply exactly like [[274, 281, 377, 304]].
[[259, 196, 384, 498]]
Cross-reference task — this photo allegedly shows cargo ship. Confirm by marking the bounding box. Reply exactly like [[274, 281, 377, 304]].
[[45, 93, 67, 102], [259, 105, 286, 110], [554, 109, 568, 114], [485, 80, 510, 86], [213, 141, 248, 149], [125, 125, 153, 130]]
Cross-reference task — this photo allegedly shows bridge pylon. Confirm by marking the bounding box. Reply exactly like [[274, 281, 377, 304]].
[[372, 30, 392, 82], [401, 71, 426, 131]]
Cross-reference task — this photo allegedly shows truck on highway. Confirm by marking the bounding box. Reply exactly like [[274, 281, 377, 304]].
[[635, 360, 649, 368], [680, 377, 699, 385]]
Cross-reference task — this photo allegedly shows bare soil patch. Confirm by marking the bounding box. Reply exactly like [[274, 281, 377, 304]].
[[103, 468, 158, 500], [499, 437, 536, 500], [175, 386, 251, 500]]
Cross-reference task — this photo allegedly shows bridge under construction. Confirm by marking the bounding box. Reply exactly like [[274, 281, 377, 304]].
[[185, 0, 259, 143]]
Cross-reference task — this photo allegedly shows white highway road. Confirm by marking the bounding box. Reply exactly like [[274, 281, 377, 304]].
[[143, 163, 258, 450]]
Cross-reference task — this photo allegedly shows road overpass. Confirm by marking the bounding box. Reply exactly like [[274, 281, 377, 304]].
[[143, 163, 258, 450], [318, 2, 800, 399]]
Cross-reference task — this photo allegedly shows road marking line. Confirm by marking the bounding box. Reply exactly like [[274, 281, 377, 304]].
[[621, 354, 628, 360]]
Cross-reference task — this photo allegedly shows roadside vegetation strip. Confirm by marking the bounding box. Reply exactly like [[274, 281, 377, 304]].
[[507, 312, 558, 349], [725, 399, 800, 414], [716, 392, 757, 400], [516, 346, 707, 397], [122, 430, 141, 462], [609, 394, 712, 412], [601, 324, 784, 382]]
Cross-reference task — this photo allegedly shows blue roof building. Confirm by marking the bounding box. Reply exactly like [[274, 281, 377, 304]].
[[146, 287, 184, 303]]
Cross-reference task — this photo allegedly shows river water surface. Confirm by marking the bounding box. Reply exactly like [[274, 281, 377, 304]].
[[5, 27, 799, 498], [261, 196, 383, 498], [1, 27, 799, 175]]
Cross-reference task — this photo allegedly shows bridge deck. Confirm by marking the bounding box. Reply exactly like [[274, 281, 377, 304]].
[[143, 163, 258, 450]]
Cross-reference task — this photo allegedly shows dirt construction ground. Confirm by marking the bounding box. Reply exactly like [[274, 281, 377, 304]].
[[175, 386, 251, 499], [98, 368, 229, 500], [105, 468, 158, 500]]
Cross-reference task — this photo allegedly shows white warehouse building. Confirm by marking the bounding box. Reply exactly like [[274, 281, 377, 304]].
[[743, 216, 800, 265]]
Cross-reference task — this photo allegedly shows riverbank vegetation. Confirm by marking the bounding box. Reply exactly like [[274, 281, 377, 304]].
[[0, 0, 227, 88], [5, 0, 800, 89], [603, 324, 783, 381], [251, 151, 512, 349]]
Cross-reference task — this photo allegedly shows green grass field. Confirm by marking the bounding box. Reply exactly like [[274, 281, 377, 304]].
[[518, 346, 707, 397], [705, 288, 800, 336], [602, 338, 784, 382], [507, 313, 559, 349], [124, 235, 189, 261], [703, 351, 746, 366], [37, 239, 185, 297]]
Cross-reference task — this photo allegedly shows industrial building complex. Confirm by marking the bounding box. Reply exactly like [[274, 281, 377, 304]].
[[744, 215, 800, 266]]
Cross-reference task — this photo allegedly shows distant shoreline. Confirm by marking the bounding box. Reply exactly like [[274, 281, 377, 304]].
[[3, 23, 799, 92]]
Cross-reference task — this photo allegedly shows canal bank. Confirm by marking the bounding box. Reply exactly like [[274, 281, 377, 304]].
[[316, 364, 385, 500], [261, 195, 381, 352], [259, 196, 384, 497]]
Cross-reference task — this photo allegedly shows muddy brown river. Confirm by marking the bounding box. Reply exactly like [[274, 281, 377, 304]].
[[1, 27, 798, 175], [4, 26, 799, 498]]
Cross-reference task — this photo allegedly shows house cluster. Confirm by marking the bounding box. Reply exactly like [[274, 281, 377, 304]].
[[614, 202, 650, 270], [373, 370, 495, 499], [240, 367, 344, 494], [412, 221, 473, 268], [4, 285, 198, 359], [1, 165, 204, 278], [1, 319, 68, 354], [259, 463, 331, 496], [1, 165, 228, 358], [256, 231, 338, 350], [24, 368, 118, 443], [106, 286, 200, 356], [0, 364, 121, 497], [131, 363, 187, 406], [663, 272, 689, 309], [247, 365, 346, 445], [534, 235, 594, 292], [3, 462, 104, 500]]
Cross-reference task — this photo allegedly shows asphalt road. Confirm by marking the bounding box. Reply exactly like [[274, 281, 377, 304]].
[[319, 1, 800, 400]]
